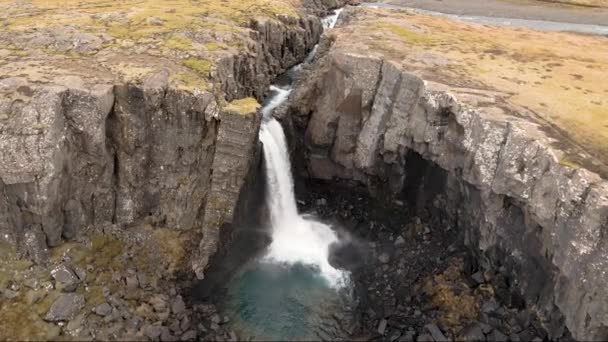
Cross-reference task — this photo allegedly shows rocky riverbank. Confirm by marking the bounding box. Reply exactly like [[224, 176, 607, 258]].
[[297, 179, 569, 341]]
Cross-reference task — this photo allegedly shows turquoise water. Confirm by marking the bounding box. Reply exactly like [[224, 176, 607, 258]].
[[224, 260, 353, 341]]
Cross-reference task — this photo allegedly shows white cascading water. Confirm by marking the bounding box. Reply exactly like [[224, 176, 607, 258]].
[[258, 9, 347, 287]]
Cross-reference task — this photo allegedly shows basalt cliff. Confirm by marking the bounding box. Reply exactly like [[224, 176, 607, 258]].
[[278, 7, 608, 341]]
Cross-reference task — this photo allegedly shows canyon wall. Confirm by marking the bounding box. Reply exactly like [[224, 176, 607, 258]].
[[284, 48, 608, 340], [0, 3, 344, 277]]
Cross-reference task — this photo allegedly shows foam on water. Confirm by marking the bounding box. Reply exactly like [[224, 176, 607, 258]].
[[260, 117, 347, 287], [258, 17, 349, 285]]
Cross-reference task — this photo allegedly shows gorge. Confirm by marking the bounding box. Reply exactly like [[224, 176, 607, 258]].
[[1, 0, 607, 341]]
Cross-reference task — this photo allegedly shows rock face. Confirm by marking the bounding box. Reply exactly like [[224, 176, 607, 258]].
[[0, 75, 218, 255], [193, 106, 262, 279], [285, 48, 608, 340], [0, 2, 339, 277]]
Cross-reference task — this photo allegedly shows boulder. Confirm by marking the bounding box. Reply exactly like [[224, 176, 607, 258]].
[[51, 264, 80, 292], [45, 293, 85, 321]]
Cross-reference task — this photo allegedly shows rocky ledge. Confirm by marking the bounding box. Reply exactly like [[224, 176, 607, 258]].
[[281, 6, 608, 341]]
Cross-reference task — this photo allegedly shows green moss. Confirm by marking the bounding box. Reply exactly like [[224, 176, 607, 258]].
[[370, 22, 432, 44], [182, 57, 212, 76], [225, 97, 260, 115], [559, 158, 581, 169], [165, 35, 193, 51], [170, 72, 208, 91], [204, 42, 224, 51]]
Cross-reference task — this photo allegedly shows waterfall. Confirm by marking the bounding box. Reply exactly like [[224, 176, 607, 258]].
[[322, 8, 344, 29], [257, 8, 347, 287]]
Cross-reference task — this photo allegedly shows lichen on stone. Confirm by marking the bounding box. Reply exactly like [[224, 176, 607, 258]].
[[224, 97, 261, 115]]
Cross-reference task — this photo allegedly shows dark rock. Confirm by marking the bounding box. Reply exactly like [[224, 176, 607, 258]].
[[399, 330, 416, 342], [211, 313, 221, 324], [482, 299, 499, 314], [378, 319, 388, 335], [44, 293, 85, 321], [471, 271, 485, 285], [425, 323, 448, 342], [459, 323, 486, 341], [417, 333, 434, 342], [510, 333, 521, 342], [181, 330, 197, 341], [93, 303, 113, 317], [379, 253, 390, 264], [490, 329, 509, 342], [388, 329, 402, 341], [479, 322, 493, 334], [518, 329, 536, 341]]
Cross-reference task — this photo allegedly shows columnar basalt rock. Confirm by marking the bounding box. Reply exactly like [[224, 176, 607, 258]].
[[194, 106, 262, 279], [0, 1, 340, 267], [286, 49, 608, 340]]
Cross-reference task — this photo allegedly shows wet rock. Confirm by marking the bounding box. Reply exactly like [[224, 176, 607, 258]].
[[171, 295, 186, 316], [459, 323, 486, 341], [377, 318, 388, 335], [425, 323, 448, 342], [51, 264, 80, 292], [94, 303, 113, 317], [45, 293, 85, 321]]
